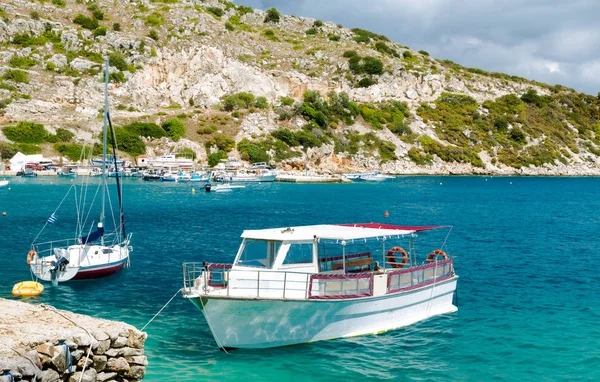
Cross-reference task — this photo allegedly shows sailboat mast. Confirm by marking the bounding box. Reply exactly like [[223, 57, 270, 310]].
[[101, 60, 108, 245]]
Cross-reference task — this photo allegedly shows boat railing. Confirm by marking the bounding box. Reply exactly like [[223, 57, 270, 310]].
[[32, 238, 81, 257], [387, 258, 454, 294]]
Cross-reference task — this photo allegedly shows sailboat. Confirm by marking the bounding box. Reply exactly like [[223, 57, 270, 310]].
[[28, 61, 132, 284]]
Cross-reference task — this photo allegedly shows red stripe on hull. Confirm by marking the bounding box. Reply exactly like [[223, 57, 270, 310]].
[[72, 261, 126, 280]]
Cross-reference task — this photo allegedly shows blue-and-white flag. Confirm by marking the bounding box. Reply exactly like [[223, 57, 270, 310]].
[[47, 212, 57, 224]]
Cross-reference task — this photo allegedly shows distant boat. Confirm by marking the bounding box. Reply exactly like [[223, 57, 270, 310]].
[[148, 154, 194, 169], [356, 171, 395, 182], [29, 61, 132, 284], [58, 166, 77, 178], [204, 183, 245, 192], [0, 180, 9, 188], [20, 168, 37, 177]]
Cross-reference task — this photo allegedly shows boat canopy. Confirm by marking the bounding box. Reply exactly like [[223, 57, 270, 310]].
[[241, 223, 446, 242]]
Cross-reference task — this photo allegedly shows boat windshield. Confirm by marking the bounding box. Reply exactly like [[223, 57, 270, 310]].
[[282, 243, 314, 265], [236, 240, 281, 268]]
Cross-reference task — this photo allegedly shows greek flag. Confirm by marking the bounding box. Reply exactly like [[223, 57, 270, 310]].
[[47, 212, 57, 224]]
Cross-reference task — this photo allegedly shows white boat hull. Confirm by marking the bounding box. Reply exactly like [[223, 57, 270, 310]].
[[30, 244, 129, 282], [187, 277, 457, 349]]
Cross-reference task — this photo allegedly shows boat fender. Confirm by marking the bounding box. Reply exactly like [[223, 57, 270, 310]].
[[386, 247, 408, 268], [426, 249, 448, 263], [27, 250, 37, 265]]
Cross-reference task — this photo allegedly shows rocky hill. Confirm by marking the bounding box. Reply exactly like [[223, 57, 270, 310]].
[[1, 0, 599, 175]]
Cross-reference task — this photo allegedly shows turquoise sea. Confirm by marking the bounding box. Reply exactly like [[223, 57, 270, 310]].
[[1, 176, 599, 381]]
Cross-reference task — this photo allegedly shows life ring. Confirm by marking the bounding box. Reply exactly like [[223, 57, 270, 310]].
[[12, 281, 44, 297], [426, 249, 448, 263], [27, 250, 37, 265], [386, 247, 408, 268]]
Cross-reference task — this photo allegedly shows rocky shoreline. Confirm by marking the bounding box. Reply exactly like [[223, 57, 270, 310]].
[[0, 298, 147, 382]]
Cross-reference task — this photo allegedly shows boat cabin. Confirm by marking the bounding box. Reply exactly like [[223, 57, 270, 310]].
[[184, 224, 454, 301]]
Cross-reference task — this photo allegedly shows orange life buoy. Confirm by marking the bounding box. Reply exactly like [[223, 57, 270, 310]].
[[27, 250, 36, 265], [386, 247, 408, 268], [426, 249, 448, 263]]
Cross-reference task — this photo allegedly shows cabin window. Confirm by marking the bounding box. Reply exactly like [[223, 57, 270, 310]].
[[282, 243, 314, 265], [237, 240, 280, 268]]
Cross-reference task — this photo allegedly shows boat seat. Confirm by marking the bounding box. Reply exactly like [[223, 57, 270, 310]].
[[332, 257, 372, 272]]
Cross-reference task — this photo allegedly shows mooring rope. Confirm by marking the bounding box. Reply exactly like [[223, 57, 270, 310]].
[[141, 289, 181, 331], [198, 294, 229, 354]]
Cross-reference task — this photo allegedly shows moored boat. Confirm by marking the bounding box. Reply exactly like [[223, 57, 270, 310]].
[[356, 171, 395, 182], [0, 180, 9, 188], [182, 223, 458, 349], [28, 60, 132, 284]]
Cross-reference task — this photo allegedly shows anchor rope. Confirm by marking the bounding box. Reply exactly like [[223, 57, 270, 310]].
[[199, 293, 229, 355], [141, 289, 181, 331]]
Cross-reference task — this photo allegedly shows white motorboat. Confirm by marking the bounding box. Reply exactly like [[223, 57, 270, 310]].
[[227, 168, 277, 182], [182, 222, 458, 349], [0, 180, 9, 188], [28, 61, 132, 284], [204, 183, 245, 192], [357, 171, 395, 181]]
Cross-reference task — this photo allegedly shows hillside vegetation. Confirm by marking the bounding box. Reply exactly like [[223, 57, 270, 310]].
[[0, 0, 599, 175]]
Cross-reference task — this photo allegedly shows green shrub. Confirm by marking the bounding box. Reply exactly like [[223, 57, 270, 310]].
[[123, 122, 167, 139], [10, 33, 47, 47], [313, 20, 323, 27], [408, 147, 433, 165], [207, 150, 227, 166], [109, 71, 125, 83], [73, 14, 99, 30], [3, 122, 52, 144], [280, 96, 294, 106], [9, 56, 37, 68], [222, 92, 256, 111], [0, 142, 18, 159], [237, 138, 270, 163], [357, 78, 376, 88], [418, 50, 429, 56], [92, 9, 104, 20], [2, 69, 29, 84], [254, 96, 269, 109], [176, 147, 196, 160], [52, 0, 66, 7], [521, 89, 553, 108], [343, 50, 358, 58], [225, 22, 234, 31], [206, 7, 224, 18], [14, 143, 42, 155], [55, 128, 74, 142], [351, 28, 388, 41], [205, 134, 235, 152], [55, 143, 86, 161], [305, 28, 317, 35], [30, 11, 41, 20], [113, 23, 121, 31], [328, 34, 340, 42], [161, 118, 186, 141], [402, 51, 413, 59], [108, 127, 146, 156], [494, 117, 509, 131], [93, 27, 107, 37], [237, 5, 253, 15], [264, 29, 278, 41], [264, 8, 280, 23], [146, 13, 165, 27], [374, 42, 398, 57], [348, 55, 384, 75], [197, 127, 214, 135], [271, 128, 297, 146], [109, 52, 128, 71], [148, 29, 159, 41]]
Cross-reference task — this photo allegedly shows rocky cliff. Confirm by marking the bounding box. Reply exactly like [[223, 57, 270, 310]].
[[0, 0, 599, 175]]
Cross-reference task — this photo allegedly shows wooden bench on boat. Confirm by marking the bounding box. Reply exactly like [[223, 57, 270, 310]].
[[331, 252, 372, 272]]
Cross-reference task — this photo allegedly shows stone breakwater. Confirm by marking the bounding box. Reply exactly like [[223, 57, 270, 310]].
[[0, 298, 147, 382]]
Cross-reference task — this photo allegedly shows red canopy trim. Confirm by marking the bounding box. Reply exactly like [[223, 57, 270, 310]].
[[337, 223, 448, 232]]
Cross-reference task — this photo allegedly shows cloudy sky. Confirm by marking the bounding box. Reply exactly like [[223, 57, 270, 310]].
[[235, 0, 600, 95]]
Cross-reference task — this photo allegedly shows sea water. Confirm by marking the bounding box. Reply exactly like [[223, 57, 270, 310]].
[[1, 176, 599, 381]]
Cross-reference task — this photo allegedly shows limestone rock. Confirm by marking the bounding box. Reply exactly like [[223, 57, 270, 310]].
[[97, 371, 118, 382], [77, 355, 93, 369], [71, 350, 84, 363], [69, 369, 97, 382], [48, 54, 68, 69], [126, 355, 148, 366], [51, 345, 68, 373], [95, 339, 111, 355], [106, 357, 130, 372], [92, 355, 107, 371], [41, 369, 60, 382], [111, 336, 127, 348], [70, 58, 98, 72], [35, 343, 55, 358], [127, 365, 146, 380], [126, 330, 146, 349]]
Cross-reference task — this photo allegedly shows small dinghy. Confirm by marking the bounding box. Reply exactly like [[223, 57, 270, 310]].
[[0, 180, 9, 188], [204, 183, 245, 193], [12, 281, 44, 296]]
